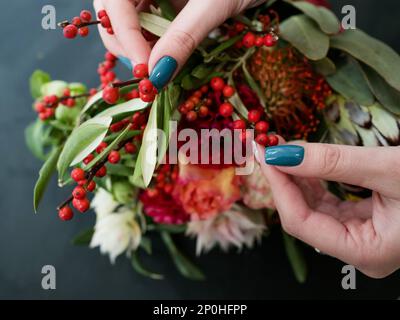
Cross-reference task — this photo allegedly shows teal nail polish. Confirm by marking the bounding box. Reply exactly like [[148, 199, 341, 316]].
[[118, 56, 133, 70], [265, 145, 304, 167], [149, 56, 177, 91]]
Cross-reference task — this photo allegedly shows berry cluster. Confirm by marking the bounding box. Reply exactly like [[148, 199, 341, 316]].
[[178, 77, 235, 122], [102, 63, 157, 105], [97, 51, 118, 89], [152, 164, 178, 196], [61, 9, 113, 39], [34, 89, 90, 121]]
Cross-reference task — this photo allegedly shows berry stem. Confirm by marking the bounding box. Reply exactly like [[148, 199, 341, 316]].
[[59, 92, 91, 102], [58, 20, 101, 29], [112, 79, 141, 88]]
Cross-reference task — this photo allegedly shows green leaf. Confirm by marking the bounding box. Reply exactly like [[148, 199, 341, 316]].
[[107, 164, 134, 177], [131, 147, 145, 188], [57, 117, 112, 182], [326, 57, 374, 106], [112, 181, 135, 204], [311, 57, 336, 76], [168, 84, 181, 112], [41, 80, 68, 97], [139, 12, 171, 37], [282, 231, 307, 284], [71, 228, 94, 246], [286, 1, 340, 34], [140, 236, 152, 255], [33, 146, 62, 212], [151, 224, 187, 234], [96, 98, 149, 118], [30, 70, 51, 99], [242, 63, 266, 109], [154, 0, 176, 20], [157, 91, 172, 163], [331, 29, 400, 91], [191, 64, 213, 79], [68, 82, 87, 95], [368, 104, 399, 144], [161, 232, 205, 280], [140, 99, 159, 187], [131, 252, 164, 280], [80, 90, 103, 115], [228, 79, 248, 119], [361, 64, 400, 115], [25, 120, 47, 161], [55, 105, 80, 125], [206, 34, 242, 59], [280, 14, 329, 61]]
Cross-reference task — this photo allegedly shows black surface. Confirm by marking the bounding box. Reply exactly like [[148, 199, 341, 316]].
[[0, 0, 399, 299]]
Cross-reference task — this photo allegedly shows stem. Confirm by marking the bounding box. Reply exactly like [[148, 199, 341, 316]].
[[112, 79, 141, 88], [58, 20, 101, 29], [59, 93, 91, 102]]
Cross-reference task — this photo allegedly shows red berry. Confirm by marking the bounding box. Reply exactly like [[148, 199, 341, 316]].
[[233, 119, 246, 130], [108, 150, 120, 164], [248, 109, 262, 123], [106, 28, 114, 35], [63, 24, 78, 39], [103, 86, 119, 104], [83, 154, 94, 165], [86, 180, 96, 192], [103, 60, 115, 70], [80, 10, 92, 22], [124, 142, 137, 154], [45, 95, 58, 105], [186, 111, 198, 122], [133, 64, 149, 78], [255, 121, 269, 133], [140, 92, 155, 103], [105, 71, 116, 82], [255, 133, 269, 146], [110, 122, 124, 133], [219, 102, 234, 118], [58, 206, 73, 221], [255, 36, 264, 47], [201, 85, 209, 93], [268, 134, 279, 146], [222, 85, 235, 98], [78, 179, 88, 186], [89, 88, 97, 96], [44, 108, 55, 118], [72, 186, 86, 200], [71, 16, 82, 26], [210, 77, 225, 91], [234, 22, 245, 32], [35, 102, 46, 113], [66, 98, 75, 108], [95, 166, 107, 177], [72, 198, 90, 213], [97, 9, 107, 19], [71, 168, 85, 182], [78, 27, 89, 37], [198, 106, 209, 117], [139, 79, 154, 94], [105, 51, 116, 61], [264, 33, 277, 47], [100, 16, 111, 28], [96, 142, 108, 154], [63, 88, 71, 96], [242, 32, 256, 48]]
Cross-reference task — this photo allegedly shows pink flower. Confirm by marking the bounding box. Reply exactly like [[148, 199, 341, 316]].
[[305, 0, 331, 8], [173, 162, 241, 220], [241, 160, 275, 210]]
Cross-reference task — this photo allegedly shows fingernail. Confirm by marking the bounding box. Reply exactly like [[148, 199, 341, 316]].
[[149, 56, 177, 91], [118, 55, 133, 70], [265, 145, 304, 167]]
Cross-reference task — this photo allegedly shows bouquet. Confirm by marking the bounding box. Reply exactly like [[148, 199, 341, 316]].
[[26, 0, 400, 282]]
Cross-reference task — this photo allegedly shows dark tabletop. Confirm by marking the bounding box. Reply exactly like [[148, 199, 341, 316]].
[[0, 0, 399, 299]]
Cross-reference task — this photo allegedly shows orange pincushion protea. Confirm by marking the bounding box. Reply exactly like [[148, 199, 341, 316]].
[[249, 46, 332, 140]]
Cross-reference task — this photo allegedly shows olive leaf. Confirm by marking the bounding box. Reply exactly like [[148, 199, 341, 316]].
[[331, 29, 400, 91], [282, 231, 307, 284], [95, 98, 149, 118], [228, 79, 249, 119], [361, 64, 400, 115], [280, 14, 329, 61], [33, 146, 62, 212], [71, 228, 94, 246], [57, 116, 112, 182], [286, 0, 340, 34], [131, 252, 164, 280], [30, 70, 51, 99], [326, 57, 374, 106], [139, 12, 171, 37], [80, 90, 103, 115], [242, 63, 267, 109], [206, 34, 243, 60], [161, 232, 205, 281]]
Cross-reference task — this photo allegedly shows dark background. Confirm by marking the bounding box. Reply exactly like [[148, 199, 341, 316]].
[[0, 0, 399, 300]]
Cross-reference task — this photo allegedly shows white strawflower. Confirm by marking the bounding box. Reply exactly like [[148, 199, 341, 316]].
[[186, 205, 266, 255], [90, 188, 141, 263]]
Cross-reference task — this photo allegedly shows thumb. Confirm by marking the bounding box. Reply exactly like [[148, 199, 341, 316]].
[[264, 142, 399, 198], [148, 0, 247, 90]]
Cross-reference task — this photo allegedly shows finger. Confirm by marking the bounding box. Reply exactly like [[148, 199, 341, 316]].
[[266, 142, 400, 198], [103, 0, 151, 64], [148, 0, 242, 90], [255, 144, 358, 264]]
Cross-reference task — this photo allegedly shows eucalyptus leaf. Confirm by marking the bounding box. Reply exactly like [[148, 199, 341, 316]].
[[311, 57, 336, 76], [282, 231, 307, 284], [30, 70, 51, 99], [131, 252, 164, 280], [33, 146, 62, 212], [286, 1, 340, 34], [139, 12, 171, 37], [57, 117, 112, 182], [326, 57, 374, 106], [96, 98, 148, 118], [331, 29, 400, 91], [161, 232, 205, 280], [280, 14, 329, 61], [71, 228, 94, 246], [361, 64, 400, 115], [80, 90, 103, 115]]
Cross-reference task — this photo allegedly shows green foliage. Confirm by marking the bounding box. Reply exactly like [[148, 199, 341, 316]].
[[139, 12, 171, 37], [71, 229, 94, 246], [30, 70, 51, 99], [282, 230, 307, 284], [25, 120, 49, 161], [131, 252, 164, 280]]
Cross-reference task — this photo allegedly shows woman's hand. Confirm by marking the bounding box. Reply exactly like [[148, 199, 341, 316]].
[[255, 141, 400, 278], [94, 0, 265, 89]]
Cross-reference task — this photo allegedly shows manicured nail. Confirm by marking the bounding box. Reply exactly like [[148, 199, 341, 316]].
[[118, 55, 133, 70], [265, 145, 304, 167], [149, 56, 177, 91]]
